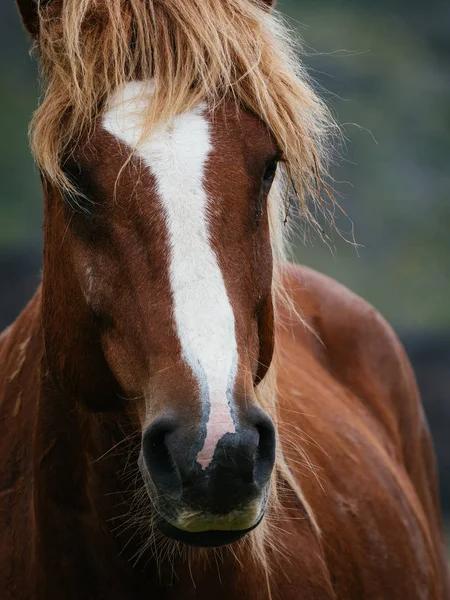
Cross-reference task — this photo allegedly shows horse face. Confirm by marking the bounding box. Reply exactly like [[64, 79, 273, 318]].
[[57, 84, 279, 546]]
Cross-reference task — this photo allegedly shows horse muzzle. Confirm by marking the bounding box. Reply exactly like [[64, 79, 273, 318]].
[[139, 406, 275, 547]]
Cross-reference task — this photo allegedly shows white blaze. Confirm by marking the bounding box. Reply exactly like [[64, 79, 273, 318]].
[[103, 82, 238, 469]]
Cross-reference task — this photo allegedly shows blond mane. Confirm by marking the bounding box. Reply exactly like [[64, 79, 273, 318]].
[[31, 0, 336, 576]]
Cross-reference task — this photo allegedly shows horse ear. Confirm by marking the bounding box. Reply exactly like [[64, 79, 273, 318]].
[[16, 0, 41, 37]]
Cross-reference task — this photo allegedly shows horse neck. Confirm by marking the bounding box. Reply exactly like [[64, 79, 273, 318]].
[[33, 374, 159, 596]]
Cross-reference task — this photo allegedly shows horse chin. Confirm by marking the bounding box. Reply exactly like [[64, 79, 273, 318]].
[[155, 513, 265, 548]]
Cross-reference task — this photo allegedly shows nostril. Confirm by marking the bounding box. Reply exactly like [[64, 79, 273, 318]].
[[253, 413, 276, 487], [142, 418, 181, 498]]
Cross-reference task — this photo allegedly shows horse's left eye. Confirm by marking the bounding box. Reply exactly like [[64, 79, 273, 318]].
[[262, 160, 279, 189]]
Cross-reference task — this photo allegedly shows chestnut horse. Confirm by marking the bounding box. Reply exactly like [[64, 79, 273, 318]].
[[1, 0, 449, 598]]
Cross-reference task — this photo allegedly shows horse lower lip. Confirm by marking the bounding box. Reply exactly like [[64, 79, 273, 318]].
[[155, 514, 264, 548]]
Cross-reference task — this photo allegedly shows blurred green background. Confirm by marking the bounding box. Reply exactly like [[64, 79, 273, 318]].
[[0, 0, 449, 532]]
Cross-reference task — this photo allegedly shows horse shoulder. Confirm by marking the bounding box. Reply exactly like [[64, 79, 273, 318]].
[[280, 265, 430, 482], [0, 287, 43, 599], [277, 263, 449, 597], [0, 286, 42, 394]]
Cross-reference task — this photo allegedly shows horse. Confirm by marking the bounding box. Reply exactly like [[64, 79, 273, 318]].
[[1, 0, 449, 598]]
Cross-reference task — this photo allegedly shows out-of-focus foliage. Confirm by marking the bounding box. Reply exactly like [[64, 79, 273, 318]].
[[0, 3, 41, 247], [279, 0, 450, 330], [0, 0, 449, 330]]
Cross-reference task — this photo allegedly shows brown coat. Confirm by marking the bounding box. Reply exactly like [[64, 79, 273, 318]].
[[1, 264, 448, 599]]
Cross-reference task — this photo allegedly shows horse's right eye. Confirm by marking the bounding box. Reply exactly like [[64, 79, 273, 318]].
[[61, 159, 98, 214]]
